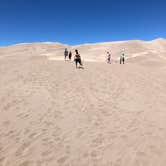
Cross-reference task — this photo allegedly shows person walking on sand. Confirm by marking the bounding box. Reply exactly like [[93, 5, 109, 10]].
[[64, 48, 68, 60], [69, 51, 72, 60], [120, 53, 125, 64], [74, 49, 83, 68], [107, 51, 111, 64]]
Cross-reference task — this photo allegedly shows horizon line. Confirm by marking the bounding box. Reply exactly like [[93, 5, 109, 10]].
[[1, 37, 166, 48]]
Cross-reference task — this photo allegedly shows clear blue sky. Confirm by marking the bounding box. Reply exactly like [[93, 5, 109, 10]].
[[0, 0, 166, 46]]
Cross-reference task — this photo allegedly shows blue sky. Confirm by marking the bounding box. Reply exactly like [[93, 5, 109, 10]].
[[0, 0, 166, 46]]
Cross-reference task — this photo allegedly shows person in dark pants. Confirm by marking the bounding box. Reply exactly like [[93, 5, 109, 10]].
[[64, 48, 68, 60], [69, 51, 72, 60], [120, 53, 125, 64], [74, 49, 83, 68], [107, 52, 111, 64]]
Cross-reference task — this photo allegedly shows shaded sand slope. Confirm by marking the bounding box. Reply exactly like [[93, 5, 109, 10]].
[[0, 53, 166, 166]]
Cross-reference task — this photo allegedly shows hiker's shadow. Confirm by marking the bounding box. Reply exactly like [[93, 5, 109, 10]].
[[77, 66, 84, 69]]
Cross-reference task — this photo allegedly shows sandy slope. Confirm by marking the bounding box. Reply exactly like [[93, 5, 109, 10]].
[[0, 39, 166, 166], [1, 38, 166, 62]]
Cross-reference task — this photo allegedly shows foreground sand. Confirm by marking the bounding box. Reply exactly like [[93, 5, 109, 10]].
[[0, 53, 166, 166]]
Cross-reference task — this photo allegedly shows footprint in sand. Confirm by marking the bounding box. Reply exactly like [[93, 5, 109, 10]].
[[57, 155, 68, 165], [0, 157, 6, 166], [2, 102, 13, 111], [35, 161, 42, 166], [15, 142, 32, 157], [18, 160, 33, 166], [2, 120, 10, 126], [28, 132, 39, 139]]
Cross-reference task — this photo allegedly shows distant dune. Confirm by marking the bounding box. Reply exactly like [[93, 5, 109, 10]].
[[0, 38, 166, 64], [0, 39, 166, 166]]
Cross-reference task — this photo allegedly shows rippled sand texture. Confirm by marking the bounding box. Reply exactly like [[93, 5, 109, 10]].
[[0, 39, 166, 166]]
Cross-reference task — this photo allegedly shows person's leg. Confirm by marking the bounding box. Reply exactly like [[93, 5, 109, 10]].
[[75, 60, 78, 68], [79, 59, 82, 66]]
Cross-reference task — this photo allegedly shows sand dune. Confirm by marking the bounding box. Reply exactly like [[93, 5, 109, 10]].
[[1, 38, 166, 63], [0, 39, 166, 166]]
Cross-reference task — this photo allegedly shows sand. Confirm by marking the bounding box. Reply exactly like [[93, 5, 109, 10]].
[[0, 39, 166, 166]]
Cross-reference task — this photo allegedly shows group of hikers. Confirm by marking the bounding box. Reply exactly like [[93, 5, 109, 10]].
[[106, 51, 125, 64], [64, 48, 83, 68], [64, 48, 126, 68]]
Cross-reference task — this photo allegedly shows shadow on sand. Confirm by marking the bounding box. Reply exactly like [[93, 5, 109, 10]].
[[77, 66, 84, 69]]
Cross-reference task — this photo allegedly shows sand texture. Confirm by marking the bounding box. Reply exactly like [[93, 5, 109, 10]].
[[0, 39, 166, 166]]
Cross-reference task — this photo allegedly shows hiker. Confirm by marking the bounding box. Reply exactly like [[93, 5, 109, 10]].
[[120, 53, 125, 64], [64, 48, 68, 60], [69, 51, 72, 60], [74, 49, 83, 68], [107, 52, 111, 64]]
